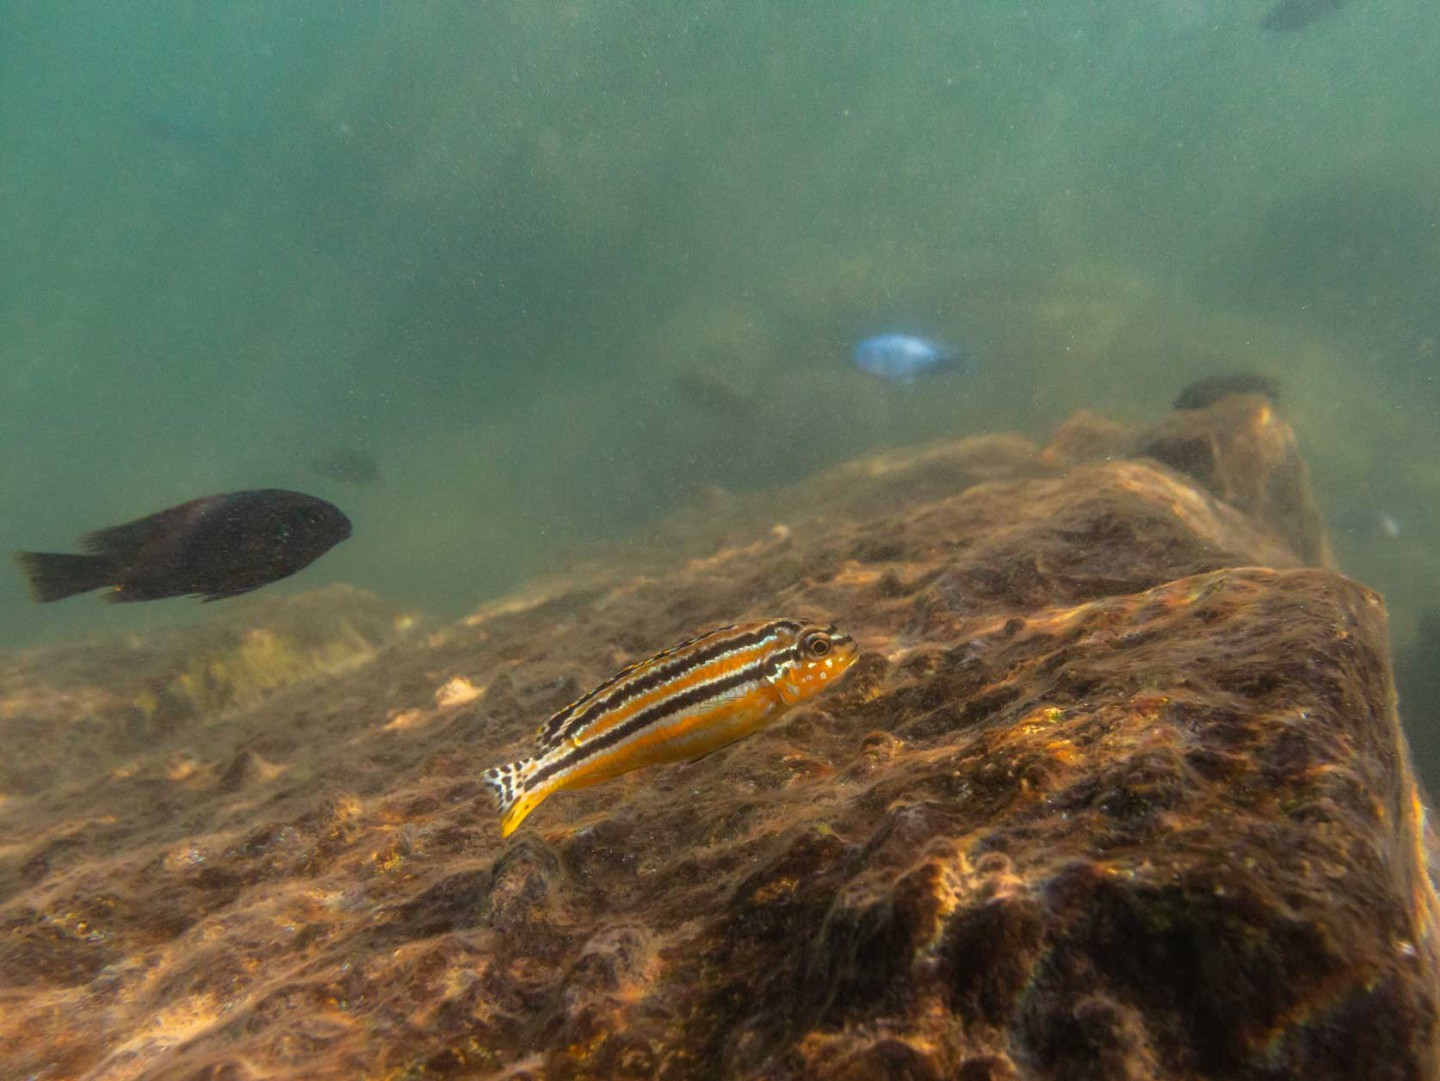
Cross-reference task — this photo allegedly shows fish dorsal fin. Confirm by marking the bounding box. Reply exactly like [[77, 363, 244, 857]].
[[79, 497, 215, 560], [533, 625, 736, 751]]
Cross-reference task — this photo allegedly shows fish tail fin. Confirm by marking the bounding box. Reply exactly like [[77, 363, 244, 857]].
[[945, 345, 978, 376], [481, 757, 547, 838], [12, 552, 116, 603]]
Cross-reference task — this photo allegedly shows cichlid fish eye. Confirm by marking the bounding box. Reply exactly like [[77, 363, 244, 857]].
[[803, 632, 831, 657]]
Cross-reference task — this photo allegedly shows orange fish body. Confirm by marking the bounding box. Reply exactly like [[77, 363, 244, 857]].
[[482, 618, 858, 836]]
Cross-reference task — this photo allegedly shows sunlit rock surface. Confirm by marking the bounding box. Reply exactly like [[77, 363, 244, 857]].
[[2, 403, 1436, 1080]]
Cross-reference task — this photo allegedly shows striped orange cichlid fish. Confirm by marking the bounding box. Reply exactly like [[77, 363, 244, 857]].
[[482, 618, 858, 837]]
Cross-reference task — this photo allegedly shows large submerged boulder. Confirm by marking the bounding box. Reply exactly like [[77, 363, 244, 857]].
[[1, 396, 1435, 1080]]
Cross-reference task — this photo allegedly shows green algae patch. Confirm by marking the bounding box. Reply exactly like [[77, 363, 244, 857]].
[[170, 619, 376, 717], [0, 586, 417, 795]]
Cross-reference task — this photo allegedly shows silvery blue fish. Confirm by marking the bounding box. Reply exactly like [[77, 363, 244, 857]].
[[852, 334, 972, 385]]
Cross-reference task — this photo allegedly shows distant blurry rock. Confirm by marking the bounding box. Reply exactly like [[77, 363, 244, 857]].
[[434, 676, 482, 708], [1040, 408, 1130, 467], [217, 747, 269, 792], [0, 404, 1433, 1080], [1133, 392, 1331, 566]]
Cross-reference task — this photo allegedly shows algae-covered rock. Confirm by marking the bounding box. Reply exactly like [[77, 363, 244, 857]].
[[0, 585, 414, 796], [0, 406, 1435, 1080], [1133, 391, 1332, 567]]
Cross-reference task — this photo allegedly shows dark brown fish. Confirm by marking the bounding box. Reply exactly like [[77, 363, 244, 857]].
[[1262, 0, 1348, 32], [673, 368, 758, 422], [1173, 373, 1280, 411], [13, 490, 351, 604]]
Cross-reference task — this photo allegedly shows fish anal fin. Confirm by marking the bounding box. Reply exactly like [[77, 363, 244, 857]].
[[500, 789, 551, 838]]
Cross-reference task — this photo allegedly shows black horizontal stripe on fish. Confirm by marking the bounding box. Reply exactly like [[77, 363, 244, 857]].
[[528, 645, 799, 789], [538, 619, 804, 748]]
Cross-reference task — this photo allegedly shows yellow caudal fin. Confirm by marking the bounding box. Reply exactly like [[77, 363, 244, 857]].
[[480, 757, 550, 837]]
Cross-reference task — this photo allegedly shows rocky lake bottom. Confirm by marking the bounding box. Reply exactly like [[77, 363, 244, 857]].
[[2, 392, 1436, 1080]]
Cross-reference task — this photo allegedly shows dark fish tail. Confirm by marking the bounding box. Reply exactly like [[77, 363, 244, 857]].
[[482, 757, 537, 813], [943, 345, 978, 376], [12, 551, 117, 603]]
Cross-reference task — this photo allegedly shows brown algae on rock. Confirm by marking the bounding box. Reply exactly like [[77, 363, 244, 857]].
[[0, 404, 1437, 1080]]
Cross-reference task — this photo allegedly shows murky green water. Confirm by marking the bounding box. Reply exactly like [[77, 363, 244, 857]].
[[3, 1, 1438, 737]]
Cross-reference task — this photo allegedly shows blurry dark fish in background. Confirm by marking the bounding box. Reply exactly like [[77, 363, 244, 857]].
[[673, 368, 759, 421], [852, 334, 974, 385], [1173, 372, 1280, 410], [140, 107, 217, 147], [1262, 0, 1348, 32], [308, 446, 381, 486], [13, 490, 351, 604]]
